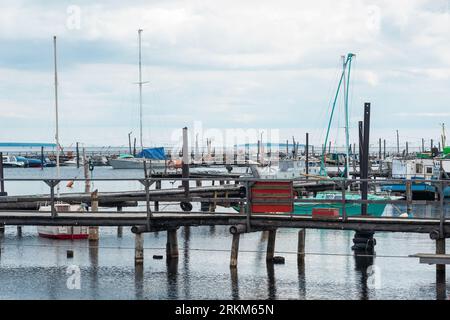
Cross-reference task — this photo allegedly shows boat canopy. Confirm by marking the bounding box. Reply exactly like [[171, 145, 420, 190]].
[[137, 147, 166, 160]]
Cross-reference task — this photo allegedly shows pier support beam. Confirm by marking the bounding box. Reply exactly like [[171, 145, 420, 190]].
[[436, 238, 446, 287], [135, 233, 144, 265], [88, 190, 99, 241], [117, 206, 123, 237], [0, 224, 4, 236], [297, 229, 306, 266], [266, 229, 277, 262], [166, 229, 179, 260], [230, 233, 240, 268], [352, 231, 376, 253], [17, 226, 22, 237]]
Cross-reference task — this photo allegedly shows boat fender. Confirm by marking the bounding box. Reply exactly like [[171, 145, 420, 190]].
[[88, 160, 94, 171], [238, 186, 246, 198], [399, 212, 409, 218], [66, 180, 74, 188], [180, 202, 193, 212]]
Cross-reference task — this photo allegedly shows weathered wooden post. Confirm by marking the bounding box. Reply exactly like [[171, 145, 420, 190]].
[[406, 180, 412, 215], [266, 229, 277, 262], [135, 232, 144, 265], [155, 179, 161, 211], [40, 147, 44, 170], [0, 152, 5, 197], [76, 142, 80, 168], [117, 206, 123, 237], [88, 189, 99, 241], [83, 148, 90, 193], [297, 229, 306, 266], [166, 228, 179, 259], [230, 233, 240, 268]]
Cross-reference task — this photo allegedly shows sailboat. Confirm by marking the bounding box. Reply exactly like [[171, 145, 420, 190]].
[[110, 29, 167, 172], [37, 36, 89, 239]]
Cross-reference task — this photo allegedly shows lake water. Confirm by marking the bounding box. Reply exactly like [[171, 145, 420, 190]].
[[0, 167, 448, 300]]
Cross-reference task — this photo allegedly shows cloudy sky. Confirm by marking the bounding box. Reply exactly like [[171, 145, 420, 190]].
[[0, 0, 449, 150]]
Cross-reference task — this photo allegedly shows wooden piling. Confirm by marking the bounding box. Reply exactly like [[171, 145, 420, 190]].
[[166, 229, 179, 259], [297, 229, 306, 266], [155, 180, 161, 211], [266, 229, 277, 262], [230, 233, 240, 268], [88, 190, 99, 241], [117, 206, 123, 237], [436, 238, 446, 282], [0, 152, 5, 196], [17, 226, 22, 237], [135, 232, 144, 265]]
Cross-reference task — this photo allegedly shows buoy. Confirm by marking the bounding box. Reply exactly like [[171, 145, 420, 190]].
[[66, 180, 74, 188], [272, 256, 285, 264], [399, 213, 409, 218]]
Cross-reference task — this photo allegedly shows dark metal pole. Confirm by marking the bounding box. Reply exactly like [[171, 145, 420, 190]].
[[182, 127, 190, 198], [76, 142, 80, 168], [305, 133, 309, 178], [361, 103, 371, 216], [396, 130, 400, 155], [383, 139, 386, 159], [40, 147, 44, 170], [0, 152, 5, 196]]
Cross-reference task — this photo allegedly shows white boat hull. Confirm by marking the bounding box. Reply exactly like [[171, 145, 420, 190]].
[[38, 204, 89, 239], [110, 158, 167, 172]]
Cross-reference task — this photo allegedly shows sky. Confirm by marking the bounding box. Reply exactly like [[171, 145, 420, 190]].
[[0, 0, 449, 151]]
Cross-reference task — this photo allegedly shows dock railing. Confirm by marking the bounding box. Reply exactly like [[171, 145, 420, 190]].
[[0, 177, 448, 233]]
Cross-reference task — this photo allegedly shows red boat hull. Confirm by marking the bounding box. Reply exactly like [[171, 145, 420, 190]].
[[38, 233, 89, 240]]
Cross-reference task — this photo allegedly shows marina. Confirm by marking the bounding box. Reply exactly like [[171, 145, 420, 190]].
[[1, 1, 450, 308]]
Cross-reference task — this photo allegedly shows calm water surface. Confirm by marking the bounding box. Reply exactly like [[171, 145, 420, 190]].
[[0, 167, 448, 299]]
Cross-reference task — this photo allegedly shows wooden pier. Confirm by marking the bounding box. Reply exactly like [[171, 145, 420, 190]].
[[0, 176, 448, 297]]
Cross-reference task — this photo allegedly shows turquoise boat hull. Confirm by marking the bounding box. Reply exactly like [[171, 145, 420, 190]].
[[293, 202, 387, 217]]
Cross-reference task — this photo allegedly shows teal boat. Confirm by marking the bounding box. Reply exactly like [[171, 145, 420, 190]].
[[294, 191, 397, 217]]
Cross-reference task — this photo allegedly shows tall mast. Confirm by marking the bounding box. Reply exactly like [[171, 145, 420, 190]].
[[138, 29, 144, 150], [442, 123, 446, 148], [344, 53, 354, 180], [53, 36, 60, 196]]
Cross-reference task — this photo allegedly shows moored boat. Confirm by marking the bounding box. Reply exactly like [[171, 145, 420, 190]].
[[38, 203, 89, 239]]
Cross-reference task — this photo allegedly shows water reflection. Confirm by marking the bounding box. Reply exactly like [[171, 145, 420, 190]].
[[134, 263, 144, 300], [230, 267, 239, 300], [182, 226, 190, 298], [266, 262, 276, 299], [436, 269, 447, 300], [354, 253, 375, 300], [89, 240, 99, 298], [167, 258, 179, 299]]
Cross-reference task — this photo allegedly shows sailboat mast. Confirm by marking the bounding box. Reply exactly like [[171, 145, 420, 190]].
[[138, 29, 143, 150], [342, 55, 349, 179], [53, 36, 60, 196]]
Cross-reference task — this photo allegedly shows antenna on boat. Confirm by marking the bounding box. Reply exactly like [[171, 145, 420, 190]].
[[53, 35, 61, 197]]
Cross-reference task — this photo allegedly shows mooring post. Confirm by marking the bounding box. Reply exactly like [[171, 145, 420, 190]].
[[182, 127, 190, 198], [155, 179, 161, 212], [230, 233, 240, 268], [76, 142, 80, 168], [166, 228, 179, 260], [135, 232, 144, 265], [17, 226, 22, 237], [436, 237, 446, 288], [117, 206, 123, 237], [305, 133, 309, 178], [406, 180, 412, 215], [0, 152, 6, 196], [88, 189, 99, 241], [297, 229, 306, 266], [40, 147, 44, 170], [266, 229, 277, 262]]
